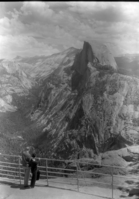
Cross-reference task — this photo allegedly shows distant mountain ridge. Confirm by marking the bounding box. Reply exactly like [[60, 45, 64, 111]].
[[115, 53, 139, 78]]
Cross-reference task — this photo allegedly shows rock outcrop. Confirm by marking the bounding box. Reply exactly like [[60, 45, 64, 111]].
[[30, 41, 139, 158], [0, 40, 139, 159], [71, 41, 117, 91], [89, 40, 117, 70]]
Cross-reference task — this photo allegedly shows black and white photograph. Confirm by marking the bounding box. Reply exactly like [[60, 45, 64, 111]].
[[0, 1, 139, 199]]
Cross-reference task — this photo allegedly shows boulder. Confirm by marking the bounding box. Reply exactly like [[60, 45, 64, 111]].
[[102, 153, 128, 168], [127, 145, 139, 154]]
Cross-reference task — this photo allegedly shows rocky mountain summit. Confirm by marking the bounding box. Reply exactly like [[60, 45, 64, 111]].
[[0, 41, 139, 163]]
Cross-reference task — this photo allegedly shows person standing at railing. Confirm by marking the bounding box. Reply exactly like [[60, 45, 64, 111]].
[[21, 147, 32, 188], [29, 153, 38, 188]]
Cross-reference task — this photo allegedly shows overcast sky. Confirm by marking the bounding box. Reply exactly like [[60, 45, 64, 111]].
[[0, 1, 139, 59]]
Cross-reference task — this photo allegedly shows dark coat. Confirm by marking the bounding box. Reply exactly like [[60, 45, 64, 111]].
[[29, 158, 37, 173]]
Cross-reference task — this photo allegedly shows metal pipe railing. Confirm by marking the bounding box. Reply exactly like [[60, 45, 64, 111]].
[[47, 170, 75, 176], [46, 159, 49, 186], [111, 165, 114, 199], [0, 173, 20, 178], [18, 157, 21, 185], [47, 166, 76, 172], [0, 165, 19, 169], [0, 168, 19, 173], [0, 153, 138, 169], [0, 161, 19, 165], [0, 153, 139, 199]]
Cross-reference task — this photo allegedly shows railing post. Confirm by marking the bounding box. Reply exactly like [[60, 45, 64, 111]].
[[76, 160, 79, 192], [13, 157, 15, 181], [46, 159, 49, 186], [18, 156, 21, 185], [111, 165, 114, 199]]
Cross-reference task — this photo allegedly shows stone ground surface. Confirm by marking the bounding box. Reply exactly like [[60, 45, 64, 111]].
[[0, 177, 118, 199], [0, 176, 139, 199]]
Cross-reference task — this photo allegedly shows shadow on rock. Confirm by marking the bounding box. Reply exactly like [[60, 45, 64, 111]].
[[128, 188, 139, 197], [120, 195, 128, 198], [125, 180, 135, 184]]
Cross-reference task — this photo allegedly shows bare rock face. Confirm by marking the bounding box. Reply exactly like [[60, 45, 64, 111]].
[[29, 41, 139, 158], [88, 40, 117, 70], [0, 41, 139, 159], [0, 47, 80, 154], [72, 41, 117, 74], [71, 41, 117, 91]]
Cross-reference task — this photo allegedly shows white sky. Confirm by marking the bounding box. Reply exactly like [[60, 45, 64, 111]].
[[0, 1, 139, 59]]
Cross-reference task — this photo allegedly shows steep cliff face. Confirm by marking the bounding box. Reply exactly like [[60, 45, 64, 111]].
[[30, 41, 139, 158], [72, 41, 117, 75], [0, 47, 80, 154], [0, 41, 139, 159], [71, 41, 117, 91], [89, 40, 117, 70]]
